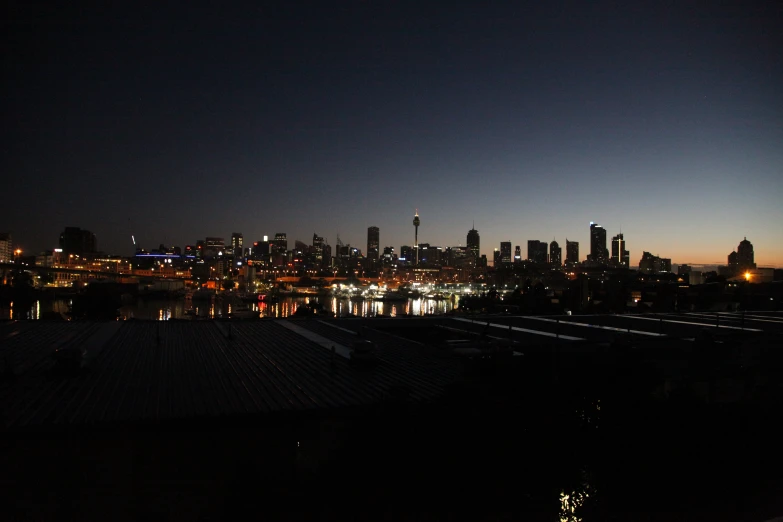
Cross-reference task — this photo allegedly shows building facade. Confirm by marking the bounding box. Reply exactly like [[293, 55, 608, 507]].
[[611, 233, 630, 267], [59, 227, 97, 256], [566, 240, 579, 265], [589, 222, 607, 263], [500, 241, 512, 264], [550, 240, 562, 267], [367, 226, 380, 262]]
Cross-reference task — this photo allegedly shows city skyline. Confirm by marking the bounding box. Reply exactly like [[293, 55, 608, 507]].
[[3, 1, 781, 266], [3, 218, 781, 268]]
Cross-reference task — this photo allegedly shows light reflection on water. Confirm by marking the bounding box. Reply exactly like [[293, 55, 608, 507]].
[[11, 296, 459, 320]]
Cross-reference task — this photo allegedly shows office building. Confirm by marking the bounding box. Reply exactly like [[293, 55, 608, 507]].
[[639, 252, 672, 273], [367, 226, 380, 262], [566, 240, 579, 265], [500, 242, 512, 264], [230, 233, 243, 258], [59, 227, 97, 256], [467, 225, 480, 262], [0, 233, 11, 263], [272, 233, 288, 254], [737, 237, 756, 271], [312, 234, 325, 264], [589, 222, 608, 263], [493, 249, 501, 267], [550, 240, 562, 267], [611, 233, 630, 267], [204, 237, 225, 258], [526, 240, 548, 264], [400, 245, 414, 265]]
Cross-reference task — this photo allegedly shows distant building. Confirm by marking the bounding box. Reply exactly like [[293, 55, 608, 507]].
[[589, 222, 608, 263], [312, 234, 325, 264], [417, 243, 441, 265], [527, 240, 548, 264], [367, 226, 380, 261], [639, 251, 671, 273], [566, 240, 579, 265], [0, 233, 11, 263], [204, 237, 225, 258], [493, 248, 501, 267], [382, 246, 395, 265], [466, 226, 480, 262], [400, 245, 414, 265], [272, 233, 287, 254], [514, 245, 521, 263], [611, 233, 630, 267], [500, 242, 512, 264], [231, 232, 243, 258], [550, 240, 562, 267], [445, 246, 468, 267], [59, 227, 97, 256], [727, 237, 756, 276]]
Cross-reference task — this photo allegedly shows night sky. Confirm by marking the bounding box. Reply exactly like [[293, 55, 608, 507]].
[[3, 1, 781, 266]]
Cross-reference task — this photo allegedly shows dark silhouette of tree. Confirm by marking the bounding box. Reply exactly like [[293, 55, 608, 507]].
[[222, 280, 236, 291]]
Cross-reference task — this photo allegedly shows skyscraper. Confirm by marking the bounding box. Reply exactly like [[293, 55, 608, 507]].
[[272, 233, 287, 254], [589, 222, 608, 263], [527, 240, 548, 264], [0, 233, 11, 263], [312, 234, 325, 264], [611, 233, 630, 267], [500, 241, 511, 264], [566, 240, 579, 265], [466, 224, 480, 262], [514, 245, 521, 263], [231, 232, 243, 257], [367, 226, 380, 261], [413, 211, 420, 265], [736, 237, 755, 271], [550, 240, 562, 267]]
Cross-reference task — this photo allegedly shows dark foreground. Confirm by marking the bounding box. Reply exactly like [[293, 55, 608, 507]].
[[2, 316, 783, 521]]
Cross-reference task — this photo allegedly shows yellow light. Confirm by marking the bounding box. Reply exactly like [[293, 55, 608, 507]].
[[744, 272, 751, 281]]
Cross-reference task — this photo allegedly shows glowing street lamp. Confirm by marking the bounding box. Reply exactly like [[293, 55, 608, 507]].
[[744, 272, 751, 282]]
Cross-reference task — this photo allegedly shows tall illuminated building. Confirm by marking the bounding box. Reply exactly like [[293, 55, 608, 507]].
[[500, 241, 511, 264], [0, 233, 11, 263], [550, 240, 562, 267], [611, 233, 630, 267], [566, 240, 579, 265], [589, 222, 608, 263], [272, 233, 287, 254], [466, 224, 480, 262], [413, 211, 420, 265], [312, 234, 324, 263], [367, 226, 379, 261], [230, 232, 243, 257]]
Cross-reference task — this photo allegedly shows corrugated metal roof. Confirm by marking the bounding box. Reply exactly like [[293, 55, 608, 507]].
[[0, 320, 465, 430]]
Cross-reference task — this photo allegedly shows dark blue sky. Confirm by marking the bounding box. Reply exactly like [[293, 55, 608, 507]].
[[3, 1, 781, 265]]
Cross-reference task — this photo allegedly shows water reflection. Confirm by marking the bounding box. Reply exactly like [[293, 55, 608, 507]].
[[9, 295, 458, 320]]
